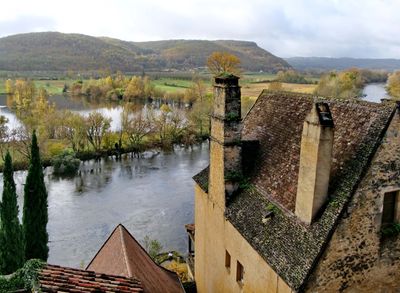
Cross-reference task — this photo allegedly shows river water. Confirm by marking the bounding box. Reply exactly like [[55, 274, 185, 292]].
[[362, 83, 390, 103], [0, 143, 209, 268]]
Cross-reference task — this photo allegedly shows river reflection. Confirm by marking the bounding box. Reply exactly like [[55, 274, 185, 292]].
[[0, 94, 177, 132], [0, 143, 209, 268]]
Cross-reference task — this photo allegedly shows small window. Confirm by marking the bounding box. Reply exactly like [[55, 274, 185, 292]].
[[225, 250, 231, 269], [236, 261, 244, 284], [382, 191, 399, 226]]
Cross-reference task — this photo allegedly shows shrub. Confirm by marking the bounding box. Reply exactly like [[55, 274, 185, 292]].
[[47, 142, 66, 157], [0, 259, 44, 292], [52, 151, 81, 175]]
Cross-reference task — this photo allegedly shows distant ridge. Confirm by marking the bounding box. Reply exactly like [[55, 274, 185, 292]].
[[0, 32, 291, 72], [286, 57, 400, 71]]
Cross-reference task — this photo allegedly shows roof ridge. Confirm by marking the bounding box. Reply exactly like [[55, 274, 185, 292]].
[[119, 225, 133, 278], [85, 224, 122, 270]]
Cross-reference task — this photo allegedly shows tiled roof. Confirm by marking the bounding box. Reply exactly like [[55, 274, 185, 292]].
[[242, 91, 394, 212], [38, 264, 143, 292], [194, 90, 396, 291], [192, 166, 209, 192], [86, 224, 183, 293]]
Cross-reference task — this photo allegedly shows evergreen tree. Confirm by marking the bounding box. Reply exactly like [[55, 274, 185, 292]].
[[22, 131, 49, 261], [0, 152, 24, 274]]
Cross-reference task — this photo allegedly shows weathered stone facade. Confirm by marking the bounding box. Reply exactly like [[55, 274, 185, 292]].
[[306, 108, 400, 292], [192, 83, 400, 292]]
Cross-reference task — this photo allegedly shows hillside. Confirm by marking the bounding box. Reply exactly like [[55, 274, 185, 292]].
[[0, 32, 291, 72], [286, 57, 400, 71]]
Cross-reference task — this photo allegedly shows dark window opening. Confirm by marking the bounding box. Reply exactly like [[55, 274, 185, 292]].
[[236, 261, 244, 284], [382, 191, 397, 226], [225, 250, 231, 269]]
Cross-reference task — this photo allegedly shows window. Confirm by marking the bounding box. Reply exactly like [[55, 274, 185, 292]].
[[382, 191, 399, 226], [225, 250, 231, 269], [236, 261, 244, 284]]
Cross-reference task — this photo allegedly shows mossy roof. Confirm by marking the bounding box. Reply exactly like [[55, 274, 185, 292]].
[[193, 90, 396, 291]]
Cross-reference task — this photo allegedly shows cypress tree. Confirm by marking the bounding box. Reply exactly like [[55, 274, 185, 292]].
[[0, 151, 24, 274], [22, 131, 49, 261]]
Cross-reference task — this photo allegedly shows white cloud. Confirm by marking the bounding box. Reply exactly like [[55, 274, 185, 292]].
[[0, 0, 399, 58]]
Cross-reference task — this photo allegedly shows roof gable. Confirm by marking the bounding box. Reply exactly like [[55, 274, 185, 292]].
[[86, 224, 183, 293]]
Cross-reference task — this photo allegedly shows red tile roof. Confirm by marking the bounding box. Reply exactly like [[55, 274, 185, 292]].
[[86, 224, 183, 293], [38, 264, 143, 292]]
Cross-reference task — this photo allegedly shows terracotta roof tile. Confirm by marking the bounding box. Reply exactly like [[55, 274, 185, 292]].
[[38, 264, 143, 292]]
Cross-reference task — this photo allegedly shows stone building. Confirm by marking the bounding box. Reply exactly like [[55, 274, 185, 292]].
[[189, 75, 400, 292]]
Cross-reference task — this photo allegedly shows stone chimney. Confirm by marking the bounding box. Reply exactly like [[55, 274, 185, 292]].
[[209, 74, 242, 210], [295, 102, 334, 224]]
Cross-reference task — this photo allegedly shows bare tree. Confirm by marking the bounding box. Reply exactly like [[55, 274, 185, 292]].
[[121, 104, 154, 156], [85, 112, 111, 152]]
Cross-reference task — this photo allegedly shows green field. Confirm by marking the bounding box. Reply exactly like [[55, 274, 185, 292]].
[[1, 72, 317, 97], [0, 79, 71, 95], [151, 78, 199, 93], [0, 80, 4, 94], [35, 80, 70, 95]]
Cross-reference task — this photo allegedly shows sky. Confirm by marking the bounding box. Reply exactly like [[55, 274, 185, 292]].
[[0, 0, 399, 58]]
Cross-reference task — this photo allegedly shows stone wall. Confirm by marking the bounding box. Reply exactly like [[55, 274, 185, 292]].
[[306, 109, 400, 292], [194, 184, 293, 293]]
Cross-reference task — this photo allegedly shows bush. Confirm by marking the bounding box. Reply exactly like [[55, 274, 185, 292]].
[[52, 151, 81, 175], [0, 259, 44, 292], [275, 70, 311, 84], [47, 142, 66, 157]]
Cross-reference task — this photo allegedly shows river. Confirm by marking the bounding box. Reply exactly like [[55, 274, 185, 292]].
[[362, 83, 390, 103], [0, 143, 209, 268]]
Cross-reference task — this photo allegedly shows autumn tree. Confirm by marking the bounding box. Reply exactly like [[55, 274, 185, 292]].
[[207, 52, 241, 76], [186, 77, 212, 137], [23, 131, 49, 261], [150, 105, 187, 147], [124, 76, 144, 99], [314, 69, 364, 98], [85, 112, 111, 152], [387, 71, 400, 99], [13, 80, 36, 115], [184, 75, 207, 105], [121, 104, 153, 155], [61, 111, 87, 152], [0, 152, 25, 274], [275, 70, 309, 84], [4, 79, 14, 94]]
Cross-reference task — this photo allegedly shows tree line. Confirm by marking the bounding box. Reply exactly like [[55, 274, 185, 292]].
[[0, 132, 48, 275], [1, 77, 212, 171]]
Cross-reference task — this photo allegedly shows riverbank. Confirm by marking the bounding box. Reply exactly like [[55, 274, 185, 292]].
[[0, 138, 208, 173]]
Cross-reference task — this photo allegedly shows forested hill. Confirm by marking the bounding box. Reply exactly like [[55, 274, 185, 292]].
[[286, 57, 400, 71], [0, 32, 291, 72]]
